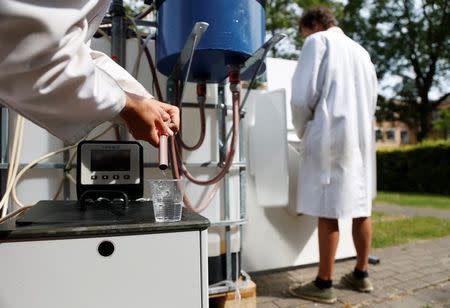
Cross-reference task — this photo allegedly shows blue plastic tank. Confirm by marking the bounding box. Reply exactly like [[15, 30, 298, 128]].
[[156, 0, 266, 83]]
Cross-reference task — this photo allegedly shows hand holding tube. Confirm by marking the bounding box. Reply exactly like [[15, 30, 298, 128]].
[[119, 92, 179, 147]]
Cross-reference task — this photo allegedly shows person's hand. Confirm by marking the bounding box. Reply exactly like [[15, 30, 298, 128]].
[[157, 101, 180, 134], [119, 92, 180, 147]]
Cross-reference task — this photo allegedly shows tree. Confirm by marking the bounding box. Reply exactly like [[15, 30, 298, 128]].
[[265, 0, 343, 59], [341, 0, 450, 141]]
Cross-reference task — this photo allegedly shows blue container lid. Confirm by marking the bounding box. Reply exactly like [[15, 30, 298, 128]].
[[156, 0, 266, 83], [150, 0, 266, 9]]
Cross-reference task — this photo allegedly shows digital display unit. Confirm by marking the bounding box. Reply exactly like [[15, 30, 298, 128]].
[[91, 150, 131, 171], [77, 141, 143, 200]]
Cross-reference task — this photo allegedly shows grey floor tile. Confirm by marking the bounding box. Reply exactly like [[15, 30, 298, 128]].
[[256, 301, 280, 308], [252, 237, 450, 308], [421, 272, 450, 285], [395, 279, 430, 291], [414, 282, 450, 304], [369, 296, 429, 308]]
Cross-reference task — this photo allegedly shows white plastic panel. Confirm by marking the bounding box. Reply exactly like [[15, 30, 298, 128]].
[[15, 115, 64, 163], [12, 113, 65, 208], [14, 169, 63, 207], [181, 108, 219, 164], [208, 226, 241, 257], [0, 231, 205, 308], [287, 143, 301, 216], [266, 57, 300, 142], [242, 170, 356, 272], [247, 89, 289, 206]]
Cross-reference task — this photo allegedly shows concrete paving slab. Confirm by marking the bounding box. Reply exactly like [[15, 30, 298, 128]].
[[252, 236, 450, 307], [374, 203, 450, 218], [368, 295, 429, 308], [414, 282, 450, 304], [255, 301, 279, 308]]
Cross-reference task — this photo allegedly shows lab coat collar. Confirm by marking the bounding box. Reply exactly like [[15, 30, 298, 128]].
[[327, 27, 344, 34]]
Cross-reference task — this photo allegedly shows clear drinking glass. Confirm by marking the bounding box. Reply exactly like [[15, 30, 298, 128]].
[[149, 179, 184, 222]]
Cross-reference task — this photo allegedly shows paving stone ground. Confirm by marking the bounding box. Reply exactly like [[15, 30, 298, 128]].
[[374, 203, 450, 219], [252, 236, 450, 308]]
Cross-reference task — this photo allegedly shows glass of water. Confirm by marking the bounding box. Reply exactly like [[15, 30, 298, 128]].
[[149, 179, 184, 222]]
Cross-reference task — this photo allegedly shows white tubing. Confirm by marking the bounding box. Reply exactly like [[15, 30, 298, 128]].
[[66, 173, 76, 185], [0, 118, 18, 215], [11, 143, 77, 208], [0, 115, 24, 217], [0, 206, 32, 224], [11, 124, 115, 208]]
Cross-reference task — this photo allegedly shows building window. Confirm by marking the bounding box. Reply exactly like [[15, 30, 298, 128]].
[[400, 130, 409, 144], [375, 128, 383, 142], [386, 128, 396, 142]]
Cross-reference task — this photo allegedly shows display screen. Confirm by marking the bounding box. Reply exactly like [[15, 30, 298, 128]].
[[91, 150, 130, 171]]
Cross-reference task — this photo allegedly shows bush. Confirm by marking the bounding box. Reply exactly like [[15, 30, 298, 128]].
[[377, 140, 450, 195]]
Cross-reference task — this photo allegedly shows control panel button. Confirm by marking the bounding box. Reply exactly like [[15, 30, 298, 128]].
[[113, 175, 119, 180], [102, 175, 109, 180], [124, 175, 130, 180], [91, 175, 97, 180]]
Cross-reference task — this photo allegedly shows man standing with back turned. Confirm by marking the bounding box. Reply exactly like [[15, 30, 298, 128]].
[[289, 7, 378, 304]]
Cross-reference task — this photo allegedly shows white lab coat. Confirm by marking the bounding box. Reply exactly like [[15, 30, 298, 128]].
[[291, 27, 378, 219], [0, 0, 152, 144]]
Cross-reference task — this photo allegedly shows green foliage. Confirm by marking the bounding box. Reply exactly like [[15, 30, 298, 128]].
[[265, 0, 343, 59], [341, 0, 450, 141], [375, 191, 450, 209], [342, 0, 450, 82], [372, 212, 450, 248], [123, 0, 145, 16], [433, 109, 450, 139], [377, 140, 450, 195], [265, 0, 300, 58]]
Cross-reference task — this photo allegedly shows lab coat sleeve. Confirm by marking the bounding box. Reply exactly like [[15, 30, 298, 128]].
[[371, 64, 378, 198], [0, 7, 126, 145], [371, 67, 378, 115], [90, 50, 153, 100], [290, 35, 327, 139]]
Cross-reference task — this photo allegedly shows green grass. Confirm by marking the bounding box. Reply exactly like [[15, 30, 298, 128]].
[[372, 211, 450, 248], [375, 191, 450, 209]]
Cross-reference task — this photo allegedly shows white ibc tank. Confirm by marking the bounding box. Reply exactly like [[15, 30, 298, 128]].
[[90, 38, 243, 262], [9, 38, 244, 282]]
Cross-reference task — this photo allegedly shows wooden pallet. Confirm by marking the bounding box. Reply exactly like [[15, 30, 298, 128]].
[[209, 280, 256, 308]]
